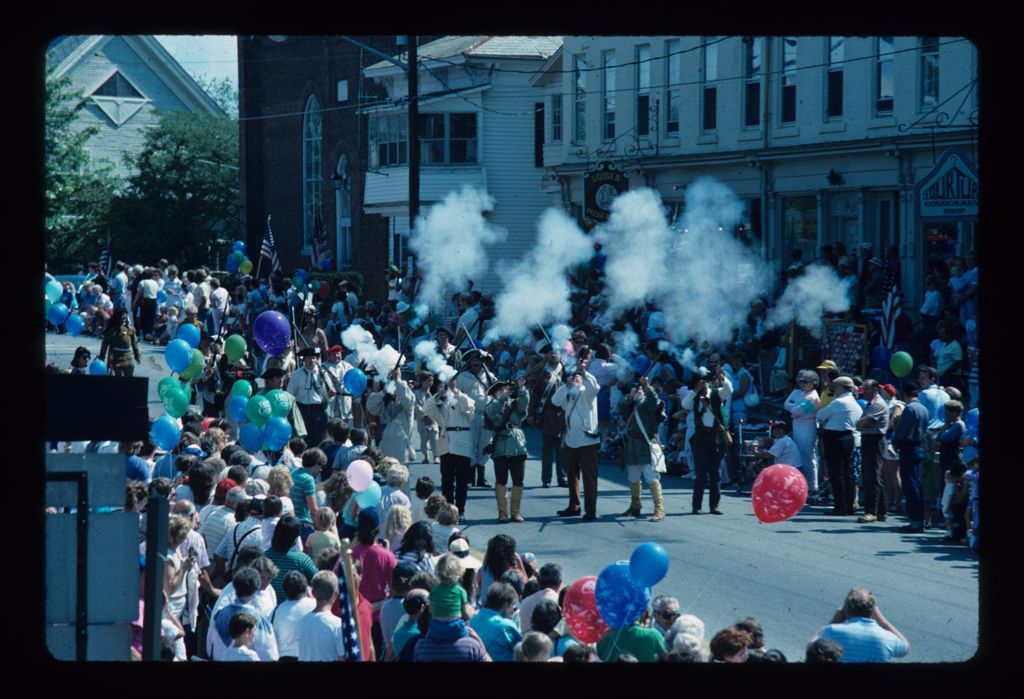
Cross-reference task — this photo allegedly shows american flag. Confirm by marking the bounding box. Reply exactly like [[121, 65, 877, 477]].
[[336, 551, 364, 662], [310, 209, 323, 270], [879, 264, 903, 352], [260, 215, 282, 276], [98, 235, 111, 277]]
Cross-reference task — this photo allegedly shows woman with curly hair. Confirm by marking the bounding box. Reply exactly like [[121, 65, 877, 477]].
[[320, 471, 356, 540], [475, 534, 528, 608], [266, 466, 295, 518]]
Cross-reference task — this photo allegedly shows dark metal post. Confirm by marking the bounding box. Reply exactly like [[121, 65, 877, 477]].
[[408, 35, 419, 263], [142, 495, 169, 661], [46, 471, 89, 661]]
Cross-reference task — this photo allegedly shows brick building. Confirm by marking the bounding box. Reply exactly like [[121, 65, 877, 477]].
[[239, 36, 431, 302]]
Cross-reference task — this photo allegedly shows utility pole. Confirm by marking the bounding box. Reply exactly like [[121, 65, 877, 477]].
[[408, 36, 419, 270]]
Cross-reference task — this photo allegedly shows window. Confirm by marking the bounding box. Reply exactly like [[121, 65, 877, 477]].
[[417, 112, 478, 165], [784, 196, 819, 264], [920, 37, 940, 108], [876, 37, 895, 114], [337, 80, 349, 103], [574, 53, 587, 143], [534, 102, 544, 168], [827, 37, 844, 118], [602, 50, 616, 140], [303, 95, 323, 248], [551, 93, 562, 142], [666, 39, 681, 135], [781, 37, 797, 124], [93, 72, 143, 98], [369, 113, 408, 168], [744, 37, 763, 127], [702, 37, 718, 131], [636, 44, 651, 137], [338, 185, 352, 269]]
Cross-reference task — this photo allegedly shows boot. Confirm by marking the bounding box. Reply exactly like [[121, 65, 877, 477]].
[[510, 486, 525, 522], [495, 484, 509, 522], [622, 482, 642, 517], [649, 480, 665, 522], [476, 464, 490, 488]]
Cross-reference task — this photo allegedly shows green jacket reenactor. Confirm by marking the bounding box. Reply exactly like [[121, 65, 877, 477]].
[[616, 377, 667, 521], [484, 378, 531, 522], [99, 309, 141, 377]]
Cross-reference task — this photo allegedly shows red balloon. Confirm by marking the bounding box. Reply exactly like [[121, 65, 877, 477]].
[[562, 576, 610, 644], [751, 464, 808, 523], [318, 280, 331, 300]]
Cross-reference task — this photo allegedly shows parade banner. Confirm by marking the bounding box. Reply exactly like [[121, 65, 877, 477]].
[[913, 148, 979, 224], [584, 161, 629, 223]]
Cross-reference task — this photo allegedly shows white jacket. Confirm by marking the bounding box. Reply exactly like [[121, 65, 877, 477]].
[[423, 388, 476, 458], [366, 379, 416, 462], [551, 371, 600, 448]]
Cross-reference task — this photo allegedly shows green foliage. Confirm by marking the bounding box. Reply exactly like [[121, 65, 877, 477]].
[[108, 109, 239, 270], [44, 68, 120, 272], [193, 75, 238, 121]]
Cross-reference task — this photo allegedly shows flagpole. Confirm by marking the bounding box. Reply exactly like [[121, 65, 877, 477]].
[[339, 539, 365, 661]]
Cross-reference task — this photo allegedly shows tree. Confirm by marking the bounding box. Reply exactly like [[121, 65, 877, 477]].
[[108, 108, 239, 270], [45, 68, 120, 271], [194, 75, 238, 121]]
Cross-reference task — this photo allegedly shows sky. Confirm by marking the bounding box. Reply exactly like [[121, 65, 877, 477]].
[[155, 35, 238, 90]]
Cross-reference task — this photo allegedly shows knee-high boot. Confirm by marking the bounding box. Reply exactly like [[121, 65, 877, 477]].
[[649, 480, 665, 522], [495, 484, 509, 522], [510, 486, 524, 522], [622, 482, 642, 517]]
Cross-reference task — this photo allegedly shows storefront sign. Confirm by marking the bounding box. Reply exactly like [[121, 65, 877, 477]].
[[584, 161, 629, 223], [913, 148, 979, 223]]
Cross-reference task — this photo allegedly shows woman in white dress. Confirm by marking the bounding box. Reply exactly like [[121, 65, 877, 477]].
[[783, 369, 822, 491]]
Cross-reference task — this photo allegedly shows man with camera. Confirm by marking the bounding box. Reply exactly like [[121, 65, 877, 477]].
[[287, 347, 337, 447], [681, 366, 733, 515], [553, 347, 602, 520], [618, 376, 667, 522]]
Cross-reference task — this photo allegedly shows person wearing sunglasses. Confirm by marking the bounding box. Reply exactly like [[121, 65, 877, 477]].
[[651, 595, 681, 637]]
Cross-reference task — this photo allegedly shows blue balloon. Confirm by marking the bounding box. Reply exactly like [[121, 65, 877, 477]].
[[265, 435, 289, 452], [226, 256, 240, 273], [343, 367, 368, 397], [165, 339, 193, 373], [965, 408, 979, 435], [355, 481, 382, 509], [633, 354, 651, 376], [89, 359, 108, 376], [239, 423, 264, 452], [150, 415, 181, 451], [253, 311, 292, 356], [157, 289, 167, 305], [595, 561, 650, 629], [229, 395, 249, 422], [66, 313, 85, 337], [47, 302, 71, 326], [629, 542, 670, 588], [320, 258, 333, 271], [796, 398, 816, 414], [265, 416, 293, 444], [177, 323, 201, 349], [857, 398, 868, 409], [870, 345, 892, 369], [233, 240, 246, 252]]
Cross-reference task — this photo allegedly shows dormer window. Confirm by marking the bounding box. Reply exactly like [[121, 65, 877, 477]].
[[93, 72, 143, 98], [89, 70, 147, 126]]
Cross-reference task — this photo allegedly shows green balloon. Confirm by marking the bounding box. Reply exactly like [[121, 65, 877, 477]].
[[164, 386, 190, 418], [225, 334, 247, 363], [239, 259, 253, 274], [266, 389, 293, 417], [890, 351, 914, 378], [180, 349, 206, 380], [45, 279, 63, 303], [157, 376, 182, 401], [230, 379, 253, 399], [246, 395, 272, 426]]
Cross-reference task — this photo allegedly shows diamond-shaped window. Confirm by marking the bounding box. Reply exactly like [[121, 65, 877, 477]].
[[92, 72, 143, 99]]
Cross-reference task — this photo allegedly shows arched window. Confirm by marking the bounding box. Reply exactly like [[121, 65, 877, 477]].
[[303, 95, 323, 248]]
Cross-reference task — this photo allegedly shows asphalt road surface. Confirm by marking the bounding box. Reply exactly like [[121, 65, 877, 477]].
[[46, 330, 979, 662]]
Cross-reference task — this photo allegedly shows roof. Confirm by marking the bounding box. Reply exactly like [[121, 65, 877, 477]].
[[46, 35, 94, 71], [366, 35, 562, 72]]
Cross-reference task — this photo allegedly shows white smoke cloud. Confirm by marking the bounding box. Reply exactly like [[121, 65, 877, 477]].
[[408, 186, 507, 317], [658, 340, 699, 372], [413, 339, 457, 383], [341, 324, 405, 378], [611, 327, 640, 381], [485, 208, 593, 341], [765, 263, 852, 336], [593, 189, 674, 314]]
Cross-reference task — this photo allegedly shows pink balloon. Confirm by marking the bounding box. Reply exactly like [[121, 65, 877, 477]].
[[562, 576, 610, 644], [751, 464, 808, 523], [346, 460, 374, 493]]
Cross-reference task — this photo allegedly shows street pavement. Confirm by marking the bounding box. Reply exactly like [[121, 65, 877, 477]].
[[46, 330, 979, 662]]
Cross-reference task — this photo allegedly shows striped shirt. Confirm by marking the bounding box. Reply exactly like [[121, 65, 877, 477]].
[[199, 506, 236, 556], [264, 548, 318, 601], [816, 617, 909, 662]]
